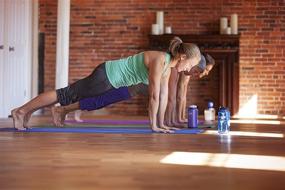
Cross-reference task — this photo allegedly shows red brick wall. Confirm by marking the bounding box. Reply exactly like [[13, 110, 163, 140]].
[[39, 0, 57, 90], [39, 0, 285, 117]]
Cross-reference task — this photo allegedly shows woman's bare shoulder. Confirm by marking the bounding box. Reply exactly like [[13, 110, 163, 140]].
[[144, 50, 165, 57], [144, 51, 166, 65]]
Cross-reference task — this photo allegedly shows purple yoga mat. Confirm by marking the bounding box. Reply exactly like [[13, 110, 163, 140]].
[[65, 119, 208, 125], [65, 119, 149, 125]]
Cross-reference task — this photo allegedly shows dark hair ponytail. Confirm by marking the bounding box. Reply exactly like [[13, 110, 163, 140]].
[[204, 53, 215, 66]]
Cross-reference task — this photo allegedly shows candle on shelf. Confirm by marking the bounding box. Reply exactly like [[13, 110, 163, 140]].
[[220, 17, 228, 34], [226, 27, 231, 35], [156, 11, 164, 34], [230, 13, 238, 34], [151, 24, 159, 35], [165, 26, 172, 34]]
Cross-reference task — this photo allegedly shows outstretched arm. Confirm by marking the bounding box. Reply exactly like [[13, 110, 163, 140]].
[[148, 61, 166, 132], [158, 69, 171, 128], [148, 55, 173, 133], [165, 68, 178, 126], [177, 73, 190, 123], [182, 79, 188, 121]]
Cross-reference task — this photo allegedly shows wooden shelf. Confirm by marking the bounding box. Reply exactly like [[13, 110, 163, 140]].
[[149, 34, 240, 51]]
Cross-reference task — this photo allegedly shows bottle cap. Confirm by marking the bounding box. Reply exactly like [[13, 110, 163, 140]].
[[208, 101, 214, 108], [189, 105, 197, 108]]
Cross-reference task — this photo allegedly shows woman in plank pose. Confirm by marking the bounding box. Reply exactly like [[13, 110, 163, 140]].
[[11, 36, 201, 133]]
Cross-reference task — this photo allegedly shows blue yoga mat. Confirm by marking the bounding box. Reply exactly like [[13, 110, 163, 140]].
[[64, 119, 215, 129], [65, 119, 149, 125], [0, 127, 204, 134]]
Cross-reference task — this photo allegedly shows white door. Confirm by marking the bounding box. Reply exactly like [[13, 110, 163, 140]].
[[0, 0, 5, 117], [0, 0, 32, 118]]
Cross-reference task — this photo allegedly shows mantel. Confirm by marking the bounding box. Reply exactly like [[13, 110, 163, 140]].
[[149, 34, 240, 51]]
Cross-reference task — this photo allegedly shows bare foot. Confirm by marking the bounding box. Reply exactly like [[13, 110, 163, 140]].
[[161, 125, 180, 130], [11, 108, 26, 130], [51, 106, 65, 127], [165, 121, 174, 127], [23, 112, 32, 129], [74, 111, 83, 122], [178, 119, 187, 124], [173, 121, 187, 128]]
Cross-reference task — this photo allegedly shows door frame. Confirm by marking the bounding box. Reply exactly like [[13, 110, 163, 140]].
[[26, 0, 33, 102], [31, 0, 39, 99], [0, 0, 5, 116]]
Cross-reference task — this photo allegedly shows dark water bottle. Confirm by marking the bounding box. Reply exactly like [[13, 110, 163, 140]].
[[218, 107, 230, 134], [188, 105, 198, 128]]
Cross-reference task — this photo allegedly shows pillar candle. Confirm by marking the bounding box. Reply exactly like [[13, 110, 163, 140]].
[[226, 27, 231, 35], [230, 14, 238, 34], [151, 24, 159, 35], [165, 26, 172, 34], [220, 17, 228, 34], [156, 11, 164, 34]]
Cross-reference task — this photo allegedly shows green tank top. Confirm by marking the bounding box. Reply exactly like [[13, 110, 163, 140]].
[[105, 52, 171, 88]]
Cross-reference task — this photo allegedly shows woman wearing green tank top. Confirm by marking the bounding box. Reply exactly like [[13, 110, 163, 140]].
[[11, 37, 201, 133]]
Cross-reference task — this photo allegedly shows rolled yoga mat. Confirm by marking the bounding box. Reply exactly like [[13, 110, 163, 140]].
[[0, 127, 204, 134]]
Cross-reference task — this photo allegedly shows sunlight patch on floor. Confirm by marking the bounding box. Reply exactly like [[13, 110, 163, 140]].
[[203, 130, 284, 138], [160, 152, 285, 172], [230, 119, 281, 125]]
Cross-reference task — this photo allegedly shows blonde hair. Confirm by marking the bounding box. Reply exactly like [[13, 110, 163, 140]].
[[168, 36, 201, 60]]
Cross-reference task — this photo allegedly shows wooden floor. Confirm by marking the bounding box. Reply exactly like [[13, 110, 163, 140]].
[[0, 115, 285, 190]]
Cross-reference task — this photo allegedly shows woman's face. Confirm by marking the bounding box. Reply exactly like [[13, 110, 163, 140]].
[[175, 55, 200, 73], [183, 66, 202, 79], [184, 64, 214, 79]]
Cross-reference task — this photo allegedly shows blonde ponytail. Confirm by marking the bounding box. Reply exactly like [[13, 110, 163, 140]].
[[168, 36, 201, 60]]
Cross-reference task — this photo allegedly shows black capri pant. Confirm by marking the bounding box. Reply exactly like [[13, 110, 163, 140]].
[[56, 63, 115, 106]]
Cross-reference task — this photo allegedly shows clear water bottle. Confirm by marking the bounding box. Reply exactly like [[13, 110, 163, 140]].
[[204, 101, 215, 124], [226, 108, 231, 128], [218, 107, 230, 134], [188, 105, 198, 128]]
